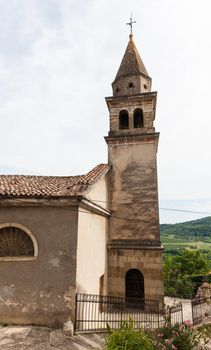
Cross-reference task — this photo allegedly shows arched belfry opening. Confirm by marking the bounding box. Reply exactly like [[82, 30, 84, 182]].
[[125, 269, 144, 300], [133, 108, 144, 128], [119, 110, 129, 130]]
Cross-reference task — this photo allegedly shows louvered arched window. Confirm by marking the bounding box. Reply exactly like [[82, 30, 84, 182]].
[[0, 224, 38, 259]]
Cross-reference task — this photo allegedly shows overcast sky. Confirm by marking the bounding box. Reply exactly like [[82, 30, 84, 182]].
[[0, 0, 211, 223]]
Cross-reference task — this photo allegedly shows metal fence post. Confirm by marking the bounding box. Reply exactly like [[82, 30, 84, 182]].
[[168, 306, 172, 326], [74, 293, 78, 332], [191, 300, 194, 325]]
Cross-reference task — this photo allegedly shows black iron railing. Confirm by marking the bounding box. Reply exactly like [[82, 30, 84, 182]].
[[166, 303, 183, 326], [191, 297, 211, 325], [75, 293, 182, 332]]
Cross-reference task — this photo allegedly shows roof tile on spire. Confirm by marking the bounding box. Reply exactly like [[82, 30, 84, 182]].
[[114, 35, 149, 82]]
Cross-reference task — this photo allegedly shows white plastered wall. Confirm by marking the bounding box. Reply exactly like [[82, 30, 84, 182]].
[[76, 174, 109, 295], [86, 174, 109, 210]]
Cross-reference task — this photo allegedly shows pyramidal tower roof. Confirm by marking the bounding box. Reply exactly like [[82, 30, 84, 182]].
[[113, 34, 149, 83]]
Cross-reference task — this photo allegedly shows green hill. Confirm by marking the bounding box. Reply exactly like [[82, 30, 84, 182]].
[[160, 216, 211, 255], [161, 216, 211, 237]]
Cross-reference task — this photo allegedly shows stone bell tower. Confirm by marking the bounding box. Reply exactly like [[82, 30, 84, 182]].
[[105, 34, 164, 301]]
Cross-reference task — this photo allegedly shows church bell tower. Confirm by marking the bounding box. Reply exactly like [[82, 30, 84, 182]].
[[105, 33, 164, 301]]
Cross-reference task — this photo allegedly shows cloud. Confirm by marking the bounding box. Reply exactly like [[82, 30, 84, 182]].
[[0, 0, 211, 214], [159, 198, 211, 224]]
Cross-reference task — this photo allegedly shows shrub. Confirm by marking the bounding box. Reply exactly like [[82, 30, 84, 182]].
[[155, 321, 208, 350], [198, 323, 211, 338], [164, 277, 196, 299], [106, 318, 155, 350]]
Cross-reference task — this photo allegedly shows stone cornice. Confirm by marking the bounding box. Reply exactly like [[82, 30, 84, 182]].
[[105, 91, 157, 104], [107, 239, 163, 251], [0, 196, 111, 218], [105, 132, 159, 146], [0, 197, 80, 207]]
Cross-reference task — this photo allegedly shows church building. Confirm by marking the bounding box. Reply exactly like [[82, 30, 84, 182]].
[[0, 33, 163, 327]]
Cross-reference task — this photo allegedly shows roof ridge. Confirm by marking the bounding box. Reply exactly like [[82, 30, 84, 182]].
[[0, 164, 109, 198], [0, 174, 84, 179]]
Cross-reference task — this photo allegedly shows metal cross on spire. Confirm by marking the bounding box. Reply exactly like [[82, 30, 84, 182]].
[[126, 13, 136, 36]]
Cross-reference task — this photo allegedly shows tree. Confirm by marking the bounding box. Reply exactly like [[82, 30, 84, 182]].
[[174, 249, 209, 276], [163, 249, 210, 298]]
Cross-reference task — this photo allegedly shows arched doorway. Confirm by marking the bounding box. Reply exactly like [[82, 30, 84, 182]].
[[125, 269, 144, 307]]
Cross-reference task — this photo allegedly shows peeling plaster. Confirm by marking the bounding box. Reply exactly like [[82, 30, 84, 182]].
[[31, 303, 39, 311], [40, 285, 52, 298], [22, 306, 29, 313], [0, 285, 15, 302], [40, 291, 51, 298], [0, 205, 78, 327], [63, 286, 74, 310], [48, 257, 60, 268]]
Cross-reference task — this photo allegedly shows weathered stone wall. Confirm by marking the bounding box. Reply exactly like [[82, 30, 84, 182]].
[[107, 249, 164, 300], [196, 283, 211, 299], [106, 93, 156, 136], [107, 134, 160, 242], [112, 74, 152, 96], [105, 90, 163, 301], [0, 204, 78, 327]]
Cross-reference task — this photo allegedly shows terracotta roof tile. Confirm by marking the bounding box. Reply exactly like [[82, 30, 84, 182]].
[[114, 35, 149, 82], [0, 164, 109, 198]]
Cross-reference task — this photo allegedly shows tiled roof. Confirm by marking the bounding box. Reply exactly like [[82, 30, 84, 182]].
[[114, 35, 149, 82], [0, 164, 109, 198]]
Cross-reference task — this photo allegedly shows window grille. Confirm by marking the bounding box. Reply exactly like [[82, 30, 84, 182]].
[[0, 226, 34, 257]]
